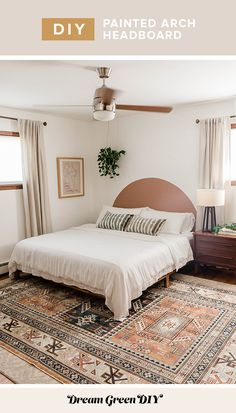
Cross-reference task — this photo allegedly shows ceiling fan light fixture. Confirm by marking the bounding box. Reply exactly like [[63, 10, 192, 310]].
[[93, 109, 115, 121], [93, 94, 116, 121]]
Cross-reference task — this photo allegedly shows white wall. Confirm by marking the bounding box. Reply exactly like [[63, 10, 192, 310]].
[[91, 99, 236, 217], [43, 116, 97, 231]]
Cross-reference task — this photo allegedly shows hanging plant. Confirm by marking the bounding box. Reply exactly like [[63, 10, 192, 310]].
[[97, 147, 126, 179]]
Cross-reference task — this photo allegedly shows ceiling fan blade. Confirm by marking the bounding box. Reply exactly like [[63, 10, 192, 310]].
[[33, 104, 92, 107], [116, 104, 173, 113]]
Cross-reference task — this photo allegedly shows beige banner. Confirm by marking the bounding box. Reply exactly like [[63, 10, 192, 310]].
[[0, 386, 235, 413], [0, 0, 236, 55]]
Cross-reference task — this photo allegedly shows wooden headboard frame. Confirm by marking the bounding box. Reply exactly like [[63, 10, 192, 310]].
[[113, 178, 196, 217]]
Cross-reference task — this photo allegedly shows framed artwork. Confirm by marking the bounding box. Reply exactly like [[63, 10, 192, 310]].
[[57, 157, 84, 198]]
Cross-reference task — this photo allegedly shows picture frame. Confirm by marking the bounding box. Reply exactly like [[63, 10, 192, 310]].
[[57, 157, 84, 198]]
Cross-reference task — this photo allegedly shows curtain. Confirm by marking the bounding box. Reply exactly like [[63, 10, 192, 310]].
[[198, 116, 231, 224], [18, 119, 52, 237]]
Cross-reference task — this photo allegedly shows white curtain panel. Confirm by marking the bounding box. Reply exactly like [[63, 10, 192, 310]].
[[198, 116, 231, 225], [18, 119, 52, 237]]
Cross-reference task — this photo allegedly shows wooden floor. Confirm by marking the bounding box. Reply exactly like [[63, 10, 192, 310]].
[[181, 262, 236, 285], [1, 264, 236, 286]]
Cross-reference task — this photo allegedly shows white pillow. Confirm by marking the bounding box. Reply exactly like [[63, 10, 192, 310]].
[[96, 205, 145, 226], [181, 213, 195, 232], [140, 208, 194, 234]]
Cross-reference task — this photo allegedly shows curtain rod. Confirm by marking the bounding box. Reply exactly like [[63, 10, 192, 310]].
[[0, 115, 47, 126], [196, 115, 236, 124]]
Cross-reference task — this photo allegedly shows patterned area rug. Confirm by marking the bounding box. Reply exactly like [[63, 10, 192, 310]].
[[0, 274, 236, 384], [0, 371, 15, 384]]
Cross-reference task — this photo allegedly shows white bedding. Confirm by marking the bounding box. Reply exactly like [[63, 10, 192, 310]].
[[8, 223, 193, 320]]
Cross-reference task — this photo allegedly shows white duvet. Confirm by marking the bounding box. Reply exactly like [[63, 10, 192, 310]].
[[8, 224, 193, 320]]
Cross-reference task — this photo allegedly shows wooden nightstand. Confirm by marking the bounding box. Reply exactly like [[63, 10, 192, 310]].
[[194, 231, 236, 275]]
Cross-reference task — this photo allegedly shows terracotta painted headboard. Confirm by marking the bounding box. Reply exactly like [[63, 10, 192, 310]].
[[113, 178, 196, 216]]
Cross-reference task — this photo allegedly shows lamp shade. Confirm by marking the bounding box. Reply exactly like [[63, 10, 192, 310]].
[[197, 189, 225, 207]]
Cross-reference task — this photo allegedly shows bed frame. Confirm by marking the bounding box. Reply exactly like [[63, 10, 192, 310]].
[[14, 178, 196, 297], [113, 177, 196, 288]]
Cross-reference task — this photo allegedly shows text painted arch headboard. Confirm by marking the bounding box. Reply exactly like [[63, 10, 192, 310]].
[[113, 178, 196, 216]]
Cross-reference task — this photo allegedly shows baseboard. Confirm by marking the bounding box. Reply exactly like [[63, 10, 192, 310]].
[[0, 262, 9, 275]]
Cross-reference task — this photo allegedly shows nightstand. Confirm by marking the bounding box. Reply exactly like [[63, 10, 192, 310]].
[[194, 231, 236, 275]]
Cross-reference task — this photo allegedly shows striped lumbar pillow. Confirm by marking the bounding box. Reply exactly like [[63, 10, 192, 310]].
[[97, 211, 133, 231], [125, 215, 166, 235]]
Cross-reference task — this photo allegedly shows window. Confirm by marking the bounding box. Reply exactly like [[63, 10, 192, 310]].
[[0, 132, 22, 190], [231, 125, 236, 185]]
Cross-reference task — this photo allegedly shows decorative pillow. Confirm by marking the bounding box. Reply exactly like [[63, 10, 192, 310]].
[[140, 208, 187, 234], [125, 215, 166, 236], [97, 211, 133, 231], [96, 205, 145, 226]]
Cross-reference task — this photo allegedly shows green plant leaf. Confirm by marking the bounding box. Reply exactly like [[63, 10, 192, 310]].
[[97, 147, 126, 178]]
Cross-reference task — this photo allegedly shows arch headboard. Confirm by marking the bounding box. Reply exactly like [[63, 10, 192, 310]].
[[113, 178, 196, 216]]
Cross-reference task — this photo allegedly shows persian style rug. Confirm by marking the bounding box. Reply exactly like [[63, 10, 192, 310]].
[[0, 371, 15, 384], [0, 274, 235, 384]]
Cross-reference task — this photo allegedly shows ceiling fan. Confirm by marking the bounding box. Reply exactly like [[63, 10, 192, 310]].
[[92, 67, 173, 121], [36, 67, 173, 121]]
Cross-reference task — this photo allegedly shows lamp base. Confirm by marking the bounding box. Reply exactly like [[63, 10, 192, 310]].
[[202, 206, 216, 232]]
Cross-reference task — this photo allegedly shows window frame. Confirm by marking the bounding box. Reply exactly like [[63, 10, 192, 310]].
[[0, 130, 23, 191]]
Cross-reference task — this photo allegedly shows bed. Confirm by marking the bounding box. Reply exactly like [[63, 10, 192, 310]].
[[8, 178, 196, 321]]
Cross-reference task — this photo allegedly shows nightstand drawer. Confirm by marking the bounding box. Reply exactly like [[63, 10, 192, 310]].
[[195, 240, 236, 258], [196, 253, 236, 269], [194, 231, 236, 274], [195, 234, 236, 246]]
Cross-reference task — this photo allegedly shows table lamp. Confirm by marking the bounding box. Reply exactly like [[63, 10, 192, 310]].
[[197, 189, 225, 232]]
